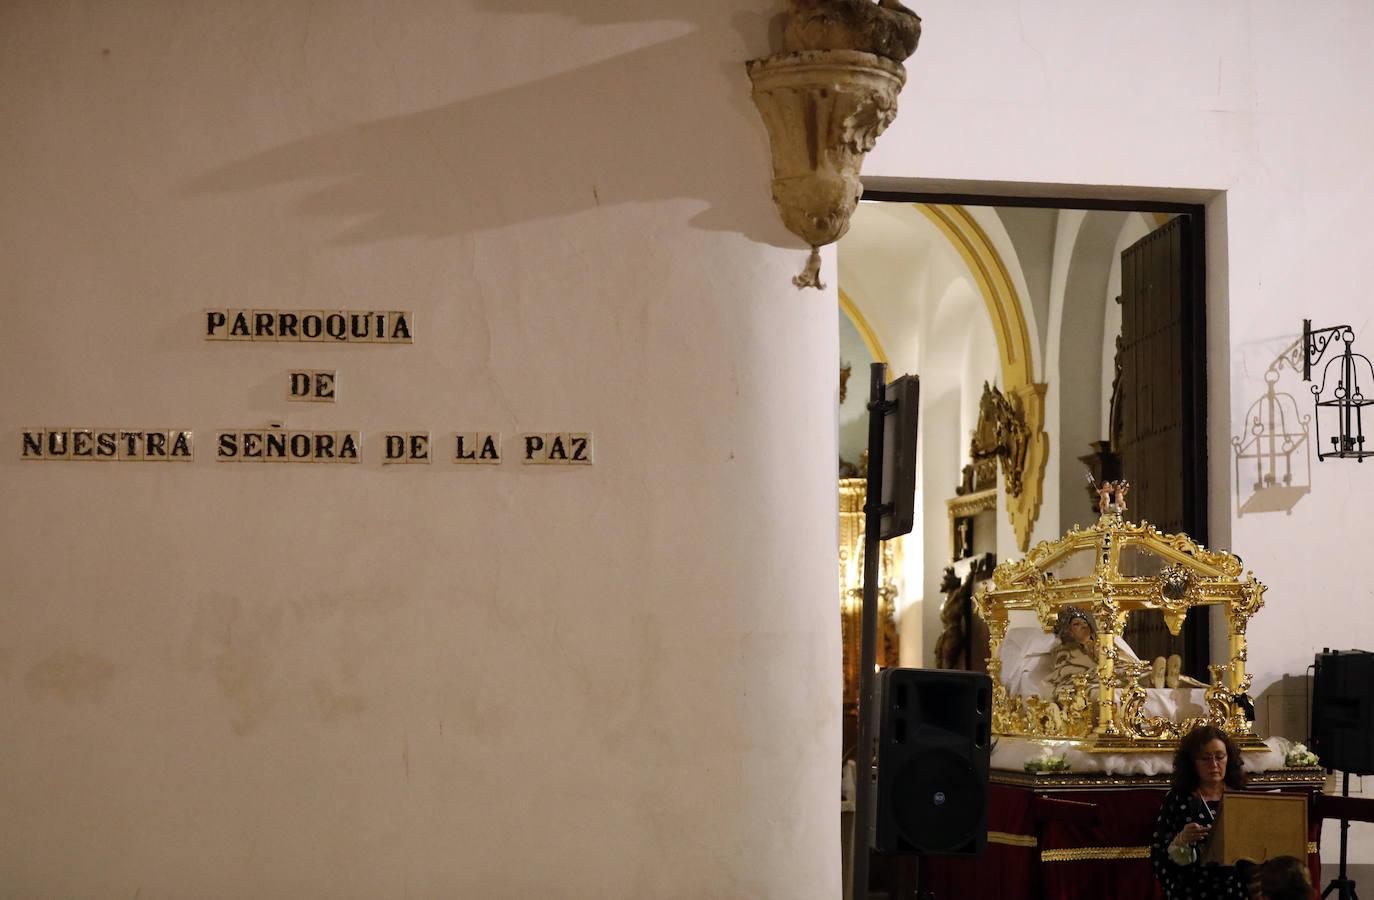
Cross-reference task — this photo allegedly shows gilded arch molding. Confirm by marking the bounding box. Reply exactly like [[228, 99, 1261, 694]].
[[840, 287, 890, 372], [913, 203, 1048, 551]]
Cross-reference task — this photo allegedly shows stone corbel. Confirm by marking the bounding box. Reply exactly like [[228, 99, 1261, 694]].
[[746, 1, 922, 289]]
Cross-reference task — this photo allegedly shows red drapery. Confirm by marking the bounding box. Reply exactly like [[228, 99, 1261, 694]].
[[876, 782, 1322, 900]]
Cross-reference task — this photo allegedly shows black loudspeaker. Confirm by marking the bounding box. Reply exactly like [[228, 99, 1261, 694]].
[[872, 668, 991, 855], [1312, 649, 1374, 775], [878, 374, 920, 541]]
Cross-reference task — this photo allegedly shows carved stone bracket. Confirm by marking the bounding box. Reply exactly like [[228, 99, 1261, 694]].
[[747, 2, 921, 289]]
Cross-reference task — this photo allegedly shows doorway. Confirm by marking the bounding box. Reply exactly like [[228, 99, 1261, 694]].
[[837, 190, 1212, 701]]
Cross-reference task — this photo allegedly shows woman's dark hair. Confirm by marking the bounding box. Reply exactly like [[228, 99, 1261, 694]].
[[1171, 725, 1247, 792], [1256, 855, 1312, 900]]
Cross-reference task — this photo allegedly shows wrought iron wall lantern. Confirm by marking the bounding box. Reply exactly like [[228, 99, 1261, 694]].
[[1300, 319, 1374, 461]]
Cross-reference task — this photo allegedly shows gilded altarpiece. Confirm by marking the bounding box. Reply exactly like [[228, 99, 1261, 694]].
[[840, 478, 900, 753]]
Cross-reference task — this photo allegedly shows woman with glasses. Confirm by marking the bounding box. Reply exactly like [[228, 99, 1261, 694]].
[[1149, 725, 1250, 899]]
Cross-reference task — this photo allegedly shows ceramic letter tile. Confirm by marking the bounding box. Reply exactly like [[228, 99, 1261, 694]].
[[119, 430, 147, 461], [94, 430, 120, 460], [205, 310, 230, 341], [407, 432, 431, 464], [288, 371, 312, 401], [347, 312, 372, 344], [19, 429, 44, 460], [262, 429, 289, 462], [169, 430, 195, 461], [239, 430, 265, 462], [286, 431, 313, 463], [453, 432, 478, 464], [365, 312, 387, 344], [322, 311, 349, 343], [312, 431, 339, 463], [383, 433, 407, 464], [227, 309, 253, 341], [66, 429, 94, 461], [251, 309, 277, 341], [45, 429, 71, 460], [567, 432, 594, 465], [476, 432, 502, 464], [336, 431, 362, 463], [300, 310, 327, 343], [313, 371, 337, 402], [145, 430, 174, 461], [521, 433, 547, 464], [390, 311, 415, 344], [542, 432, 569, 464], [214, 431, 238, 462], [277, 311, 301, 342]]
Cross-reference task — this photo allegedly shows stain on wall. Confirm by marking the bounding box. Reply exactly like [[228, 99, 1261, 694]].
[[183, 592, 286, 736], [312, 680, 367, 721], [25, 648, 116, 704], [183, 589, 393, 735]]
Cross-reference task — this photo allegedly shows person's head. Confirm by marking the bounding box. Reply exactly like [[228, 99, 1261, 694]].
[[1171, 725, 1247, 792], [1054, 607, 1096, 646], [1254, 855, 1312, 900]]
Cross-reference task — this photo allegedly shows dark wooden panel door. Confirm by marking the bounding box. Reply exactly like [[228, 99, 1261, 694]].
[[1117, 215, 1210, 678]]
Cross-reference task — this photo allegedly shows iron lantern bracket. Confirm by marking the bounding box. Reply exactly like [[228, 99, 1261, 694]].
[[1302, 318, 1356, 382]]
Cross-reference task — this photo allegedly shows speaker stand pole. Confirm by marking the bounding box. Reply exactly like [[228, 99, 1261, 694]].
[[1322, 772, 1359, 900], [849, 363, 891, 900], [915, 852, 936, 900]]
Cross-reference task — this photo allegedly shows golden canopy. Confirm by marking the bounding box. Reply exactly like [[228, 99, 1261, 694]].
[[973, 503, 1266, 752]]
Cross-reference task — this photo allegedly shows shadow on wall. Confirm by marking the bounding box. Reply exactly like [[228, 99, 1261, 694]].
[[1255, 673, 1312, 742], [1232, 335, 1311, 518], [187, 0, 796, 248]]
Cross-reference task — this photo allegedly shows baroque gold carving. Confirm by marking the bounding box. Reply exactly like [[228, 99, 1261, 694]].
[[973, 507, 1268, 752], [839, 478, 900, 713], [1006, 382, 1049, 551], [967, 381, 1048, 551], [747, 3, 921, 289]]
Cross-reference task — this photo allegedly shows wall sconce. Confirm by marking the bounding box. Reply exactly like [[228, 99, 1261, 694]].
[[746, 1, 922, 289], [1302, 319, 1374, 461]]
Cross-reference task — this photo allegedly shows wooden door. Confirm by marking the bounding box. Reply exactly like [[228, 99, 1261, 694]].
[[1117, 215, 1210, 678]]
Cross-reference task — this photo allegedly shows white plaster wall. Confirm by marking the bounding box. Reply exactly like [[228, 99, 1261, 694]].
[[0, 3, 840, 897], [1054, 209, 1128, 531], [868, 0, 1374, 864]]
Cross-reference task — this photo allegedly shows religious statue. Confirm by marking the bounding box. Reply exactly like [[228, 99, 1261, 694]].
[[934, 554, 996, 671], [953, 516, 974, 560], [1150, 655, 1167, 689], [1048, 607, 1100, 705], [1096, 479, 1130, 516], [933, 566, 966, 671]]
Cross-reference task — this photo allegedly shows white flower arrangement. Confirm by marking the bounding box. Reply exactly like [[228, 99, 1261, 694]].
[[1285, 742, 1320, 767], [1024, 745, 1071, 774]]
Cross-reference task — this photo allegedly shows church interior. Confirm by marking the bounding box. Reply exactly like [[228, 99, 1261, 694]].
[[4, 2, 1374, 898]]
